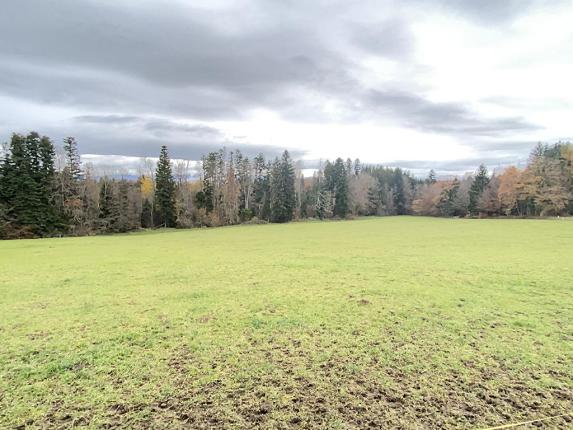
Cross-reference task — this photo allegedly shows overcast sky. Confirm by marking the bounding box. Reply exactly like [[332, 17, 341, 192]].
[[1, 0, 572, 175]]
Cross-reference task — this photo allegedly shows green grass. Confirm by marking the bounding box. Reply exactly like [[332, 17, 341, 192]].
[[1, 217, 572, 429]]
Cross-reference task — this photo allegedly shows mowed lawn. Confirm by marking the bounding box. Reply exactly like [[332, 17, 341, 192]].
[[1, 217, 572, 429]]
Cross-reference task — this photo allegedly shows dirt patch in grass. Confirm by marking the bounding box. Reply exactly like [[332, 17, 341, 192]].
[[24, 333, 570, 429]]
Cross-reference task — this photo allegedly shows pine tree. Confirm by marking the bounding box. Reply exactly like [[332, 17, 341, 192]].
[[345, 158, 353, 178], [61, 137, 84, 231], [0, 133, 60, 236], [0, 134, 38, 232], [333, 158, 349, 217], [37, 135, 61, 231], [354, 158, 361, 176], [367, 183, 382, 215], [316, 188, 334, 219], [469, 164, 490, 215], [22, 133, 43, 229], [438, 178, 460, 217], [141, 198, 153, 228], [98, 178, 117, 232], [82, 167, 100, 232], [392, 168, 407, 215], [116, 180, 131, 231], [321, 158, 350, 218], [155, 145, 177, 227], [270, 151, 296, 223], [426, 169, 437, 184]]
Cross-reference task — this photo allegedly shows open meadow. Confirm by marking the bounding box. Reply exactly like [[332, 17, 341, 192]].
[[1, 217, 572, 429]]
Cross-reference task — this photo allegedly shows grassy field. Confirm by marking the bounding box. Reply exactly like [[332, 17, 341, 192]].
[[0, 217, 572, 429]]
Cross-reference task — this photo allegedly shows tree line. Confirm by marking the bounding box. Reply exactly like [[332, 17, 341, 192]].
[[413, 143, 573, 217], [0, 132, 571, 238]]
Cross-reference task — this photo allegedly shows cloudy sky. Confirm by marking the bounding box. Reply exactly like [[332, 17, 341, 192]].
[[1, 0, 572, 175]]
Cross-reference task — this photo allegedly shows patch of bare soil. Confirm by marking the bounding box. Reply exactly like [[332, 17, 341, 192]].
[[22, 336, 573, 429]]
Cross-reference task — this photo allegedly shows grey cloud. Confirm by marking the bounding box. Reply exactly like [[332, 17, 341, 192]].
[[0, 59, 249, 119], [365, 89, 541, 136], [0, 0, 560, 168], [389, 156, 527, 177], [385, 136, 573, 175], [75, 115, 226, 138], [74, 115, 140, 124], [74, 133, 304, 161], [351, 18, 414, 59], [0, 0, 406, 125], [142, 121, 224, 139], [0, 0, 342, 93], [18, 114, 307, 161]]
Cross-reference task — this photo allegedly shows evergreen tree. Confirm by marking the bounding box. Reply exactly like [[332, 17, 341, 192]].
[[438, 178, 460, 216], [154, 145, 177, 227], [61, 137, 84, 231], [345, 158, 353, 178], [392, 168, 407, 215], [22, 133, 44, 228], [199, 150, 225, 216], [98, 178, 118, 232], [116, 180, 131, 231], [469, 164, 490, 215], [0, 132, 60, 236], [38, 135, 61, 230], [81, 167, 100, 232], [141, 198, 154, 228], [367, 185, 381, 215], [333, 158, 349, 217], [354, 158, 361, 176], [62, 137, 82, 197], [199, 153, 215, 213], [426, 169, 437, 184], [270, 151, 296, 223], [322, 158, 350, 218], [64, 137, 83, 184], [316, 188, 334, 219]]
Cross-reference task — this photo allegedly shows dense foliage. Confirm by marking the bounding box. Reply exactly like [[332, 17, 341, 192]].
[[413, 143, 573, 218], [1, 132, 572, 238]]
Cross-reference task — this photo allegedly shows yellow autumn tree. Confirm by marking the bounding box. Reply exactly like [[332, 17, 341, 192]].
[[140, 175, 154, 201]]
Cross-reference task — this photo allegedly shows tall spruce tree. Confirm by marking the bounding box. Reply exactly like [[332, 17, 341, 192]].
[[0, 132, 60, 236], [38, 135, 61, 230], [323, 158, 349, 218], [468, 164, 490, 215], [354, 158, 361, 176], [155, 145, 177, 227], [141, 199, 153, 228], [98, 178, 118, 232], [438, 179, 460, 217], [64, 137, 82, 183], [316, 188, 334, 219], [61, 137, 84, 231], [62, 137, 82, 197], [392, 168, 407, 215], [426, 169, 437, 184], [270, 151, 296, 223]]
